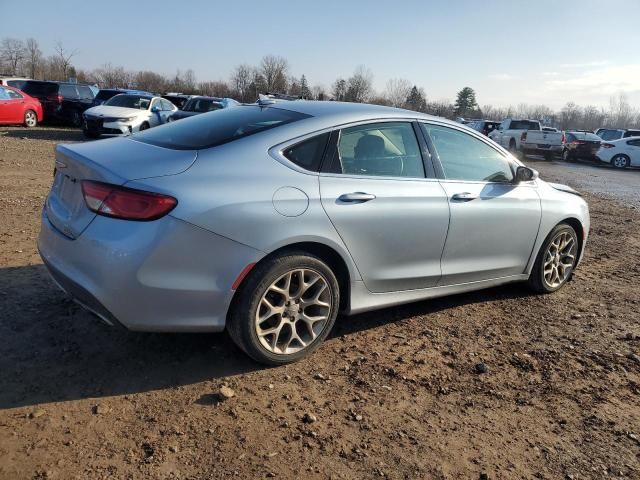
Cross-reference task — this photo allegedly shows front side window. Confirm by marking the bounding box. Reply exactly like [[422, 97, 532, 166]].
[[0, 87, 8, 99], [335, 122, 424, 178], [283, 133, 330, 171], [423, 124, 514, 183], [133, 105, 310, 150]]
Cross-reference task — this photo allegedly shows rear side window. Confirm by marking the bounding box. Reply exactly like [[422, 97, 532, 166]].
[[624, 130, 640, 138], [77, 86, 94, 99], [6, 89, 22, 99], [22, 81, 58, 96], [283, 133, 330, 171], [59, 84, 78, 98], [509, 120, 539, 130], [423, 124, 513, 183], [134, 106, 310, 150]]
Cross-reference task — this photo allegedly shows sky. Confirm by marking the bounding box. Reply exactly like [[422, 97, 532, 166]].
[[1, 0, 640, 109]]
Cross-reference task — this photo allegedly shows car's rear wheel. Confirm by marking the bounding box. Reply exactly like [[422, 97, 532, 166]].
[[70, 110, 82, 128], [528, 223, 579, 293], [562, 149, 574, 162], [611, 154, 630, 169], [227, 252, 340, 365], [24, 110, 38, 127]]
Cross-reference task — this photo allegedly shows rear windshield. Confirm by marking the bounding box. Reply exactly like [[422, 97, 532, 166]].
[[133, 105, 310, 150], [510, 120, 539, 130], [571, 132, 601, 141], [105, 94, 152, 109], [598, 129, 623, 141], [22, 81, 58, 96], [95, 90, 122, 102]]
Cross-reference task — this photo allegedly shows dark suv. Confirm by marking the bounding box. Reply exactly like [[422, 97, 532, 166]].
[[20, 81, 96, 127]]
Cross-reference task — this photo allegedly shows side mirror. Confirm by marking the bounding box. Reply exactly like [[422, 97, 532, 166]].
[[151, 106, 160, 112], [515, 166, 538, 183]]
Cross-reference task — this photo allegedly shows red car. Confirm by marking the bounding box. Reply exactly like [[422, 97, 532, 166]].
[[0, 85, 43, 127]]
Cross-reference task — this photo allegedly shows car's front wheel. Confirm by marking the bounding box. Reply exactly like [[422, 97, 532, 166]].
[[528, 223, 579, 293], [227, 252, 340, 365]]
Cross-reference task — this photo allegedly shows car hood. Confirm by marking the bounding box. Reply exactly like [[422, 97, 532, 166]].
[[84, 105, 148, 118], [547, 182, 581, 197]]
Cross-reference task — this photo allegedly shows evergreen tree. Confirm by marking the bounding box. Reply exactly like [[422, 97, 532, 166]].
[[454, 87, 478, 117], [299, 74, 311, 99], [405, 86, 427, 112]]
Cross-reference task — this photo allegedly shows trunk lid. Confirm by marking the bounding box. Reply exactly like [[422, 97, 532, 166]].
[[45, 137, 196, 239], [525, 131, 564, 146]]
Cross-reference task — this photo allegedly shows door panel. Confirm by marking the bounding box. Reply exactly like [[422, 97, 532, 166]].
[[320, 175, 449, 292], [438, 181, 541, 284]]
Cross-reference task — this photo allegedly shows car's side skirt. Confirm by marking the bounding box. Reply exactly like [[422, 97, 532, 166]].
[[347, 274, 529, 315]]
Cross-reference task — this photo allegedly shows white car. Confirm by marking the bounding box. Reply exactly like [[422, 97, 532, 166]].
[[597, 136, 640, 169], [82, 94, 176, 138]]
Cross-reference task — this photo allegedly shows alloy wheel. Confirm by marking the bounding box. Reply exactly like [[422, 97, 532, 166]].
[[543, 231, 577, 288], [255, 269, 332, 355], [25, 111, 37, 127], [613, 155, 628, 168]]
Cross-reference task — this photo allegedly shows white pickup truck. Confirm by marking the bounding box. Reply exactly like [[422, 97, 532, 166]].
[[489, 118, 564, 160]]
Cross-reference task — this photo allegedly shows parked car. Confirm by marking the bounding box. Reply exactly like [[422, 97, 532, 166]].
[[20, 80, 95, 127], [467, 119, 500, 136], [0, 85, 43, 127], [167, 96, 239, 122], [162, 93, 193, 109], [489, 118, 542, 153], [0, 76, 31, 90], [93, 88, 155, 107], [596, 136, 640, 169], [562, 131, 602, 162], [38, 101, 590, 365], [521, 127, 565, 160], [595, 128, 640, 141], [82, 94, 177, 138]]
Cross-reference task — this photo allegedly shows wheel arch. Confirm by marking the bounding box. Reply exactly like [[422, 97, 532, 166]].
[[231, 241, 353, 313]]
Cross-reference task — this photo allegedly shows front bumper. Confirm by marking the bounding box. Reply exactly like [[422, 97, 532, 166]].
[[38, 209, 263, 332], [83, 118, 139, 136]]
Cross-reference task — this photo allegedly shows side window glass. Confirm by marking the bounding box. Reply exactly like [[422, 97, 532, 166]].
[[422, 124, 514, 183], [163, 99, 175, 110], [336, 122, 424, 178], [7, 89, 22, 99], [0, 87, 8, 99], [59, 85, 78, 98], [78, 86, 94, 99], [283, 133, 330, 171]]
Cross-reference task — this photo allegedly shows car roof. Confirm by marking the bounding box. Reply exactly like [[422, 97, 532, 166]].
[[263, 100, 448, 126]]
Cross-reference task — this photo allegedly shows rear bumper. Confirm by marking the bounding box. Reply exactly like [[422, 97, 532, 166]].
[[38, 209, 263, 332], [522, 144, 563, 153]]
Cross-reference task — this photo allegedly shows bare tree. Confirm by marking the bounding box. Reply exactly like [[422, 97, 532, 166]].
[[560, 102, 582, 130], [134, 71, 167, 93], [92, 63, 132, 88], [53, 41, 76, 79], [24, 38, 42, 79], [311, 84, 326, 101], [608, 94, 634, 128], [260, 55, 289, 93], [183, 69, 197, 93], [345, 65, 373, 103], [384, 78, 411, 108], [199, 80, 233, 97], [1, 38, 26, 75], [230, 64, 254, 102]]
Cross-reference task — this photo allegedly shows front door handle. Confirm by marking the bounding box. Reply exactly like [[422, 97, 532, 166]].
[[338, 192, 376, 203], [451, 192, 478, 202]]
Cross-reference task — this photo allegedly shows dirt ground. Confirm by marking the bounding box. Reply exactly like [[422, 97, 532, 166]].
[[0, 126, 639, 480]]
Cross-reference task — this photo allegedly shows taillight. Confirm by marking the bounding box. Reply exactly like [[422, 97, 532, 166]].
[[571, 140, 586, 145], [46, 94, 64, 103], [521, 132, 527, 142], [561, 133, 566, 144], [81, 181, 177, 221], [601, 143, 615, 149]]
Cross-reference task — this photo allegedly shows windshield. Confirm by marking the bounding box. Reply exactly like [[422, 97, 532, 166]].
[[105, 94, 151, 110], [95, 90, 123, 102], [598, 129, 623, 141], [184, 98, 223, 113], [133, 105, 310, 150]]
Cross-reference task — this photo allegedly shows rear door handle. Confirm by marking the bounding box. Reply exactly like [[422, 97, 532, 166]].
[[451, 192, 478, 202], [338, 192, 376, 203]]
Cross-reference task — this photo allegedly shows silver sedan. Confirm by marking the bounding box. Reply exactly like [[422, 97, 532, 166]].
[[38, 101, 590, 365]]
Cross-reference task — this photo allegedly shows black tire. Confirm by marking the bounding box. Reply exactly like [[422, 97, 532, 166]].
[[227, 252, 340, 365], [611, 154, 630, 169], [509, 139, 517, 154], [24, 109, 38, 127], [70, 110, 82, 128], [83, 128, 100, 139], [528, 223, 579, 294], [562, 149, 575, 162], [544, 152, 553, 161], [139, 122, 150, 131]]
